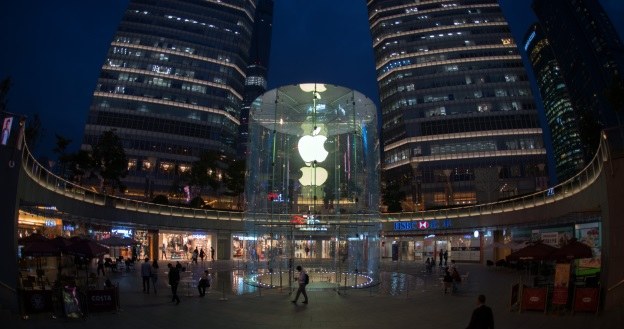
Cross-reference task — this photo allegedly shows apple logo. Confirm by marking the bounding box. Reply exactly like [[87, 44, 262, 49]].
[[299, 166, 328, 186], [298, 133, 328, 164]]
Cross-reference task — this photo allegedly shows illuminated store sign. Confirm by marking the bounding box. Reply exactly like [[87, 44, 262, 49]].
[[394, 220, 453, 231], [524, 30, 536, 51]]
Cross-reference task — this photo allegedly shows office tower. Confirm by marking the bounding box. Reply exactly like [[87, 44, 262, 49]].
[[524, 24, 585, 182], [82, 0, 260, 198], [533, 0, 624, 158], [239, 0, 274, 159], [367, 0, 548, 210]]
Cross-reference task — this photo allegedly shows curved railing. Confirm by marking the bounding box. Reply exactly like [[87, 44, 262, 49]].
[[20, 127, 619, 225]]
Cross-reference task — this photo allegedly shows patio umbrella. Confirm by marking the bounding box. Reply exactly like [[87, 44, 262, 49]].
[[21, 239, 61, 257], [64, 238, 110, 259], [506, 242, 558, 261], [550, 238, 593, 261], [18, 233, 48, 245], [99, 236, 139, 247]]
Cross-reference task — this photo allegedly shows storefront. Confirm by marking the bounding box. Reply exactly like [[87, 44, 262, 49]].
[[381, 219, 489, 263], [159, 230, 215, 261]]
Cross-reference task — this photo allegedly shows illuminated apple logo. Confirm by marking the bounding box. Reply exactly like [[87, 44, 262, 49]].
[[298, 133, 328, 164], [299, 166, 328, 186]]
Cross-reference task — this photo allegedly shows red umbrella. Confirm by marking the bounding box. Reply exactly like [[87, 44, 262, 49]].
[[99, 236, 138, 247], [64, 238, 110, 259], [550, 238, 593, 261], [18, 233, 48, 245], [506, 242, 558, 261], [22, 239, 61, 257]]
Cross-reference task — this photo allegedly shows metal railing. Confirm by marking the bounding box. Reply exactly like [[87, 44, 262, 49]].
[[20, 127, 621, 225]]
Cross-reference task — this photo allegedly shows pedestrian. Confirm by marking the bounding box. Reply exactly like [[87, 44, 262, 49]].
[[161, 243, 167, 260], [141, 257, 152, 293], [192, 247, 199, 264], [167, 263, 181, 304], [291, 265, 309, 304], [199, 248, 205, 262], [151, 259, 159, 294], [443, 250, 448, 266], [451, 267, 462, 293], [97, 257, 105, 276], [210, 246, 215, 261], [425, 257, 432, 274], [198, 270, 211, 297], [465, 294, 494, 329], [443, 268, 453, 294]]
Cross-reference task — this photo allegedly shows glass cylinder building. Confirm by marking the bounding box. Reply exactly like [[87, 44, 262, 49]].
[[243, 83, 381, 289]]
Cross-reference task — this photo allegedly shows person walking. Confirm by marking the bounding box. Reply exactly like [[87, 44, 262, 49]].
[[96, 257, 105, 276], [192, 247, 199, 264], [291, 265, 309, 304], [465, 294, 494, 329], [199, 248, 205, 263], [197, 270, 211, 297], [167, 263, 181, 304], [141, 257, 152, 293], [151, 259, 159, 294], [210, 246, 215, 261], [161, 243, 167, 260], [443, 250, 449, 266]]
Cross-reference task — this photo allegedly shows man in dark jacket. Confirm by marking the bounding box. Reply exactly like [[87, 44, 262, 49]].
[[466, 294, 494, 329], [167, 263, 180, 304]]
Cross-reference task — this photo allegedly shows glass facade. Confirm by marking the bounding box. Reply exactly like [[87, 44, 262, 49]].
[[243, 84, 381, 288], [82, 0, 258, 197], [524, 24, 585, 182], [367, 0, 548, 210], [533, 0, 624, 159]]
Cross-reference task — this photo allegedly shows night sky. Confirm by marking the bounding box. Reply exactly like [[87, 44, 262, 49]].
[[0, 0, 622, 160]]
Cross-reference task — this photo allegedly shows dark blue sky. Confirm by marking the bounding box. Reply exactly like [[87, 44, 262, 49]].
[[0, 0, 622, 159]]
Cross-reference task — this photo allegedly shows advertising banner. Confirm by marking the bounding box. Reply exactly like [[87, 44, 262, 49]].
[[575, 223, 601, 276], [86, 288, 118, 312], [573, 287, 600, 314], [1, 116, 13, 146], [521, 286, 548, 312], [21, 289, 53, 314], [552, 287, 569, 305]]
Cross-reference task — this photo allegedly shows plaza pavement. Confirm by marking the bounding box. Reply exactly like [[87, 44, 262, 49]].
[[7, 260, 623, 329]]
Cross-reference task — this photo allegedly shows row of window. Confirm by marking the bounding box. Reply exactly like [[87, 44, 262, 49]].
[[385, 135, 543, 165]]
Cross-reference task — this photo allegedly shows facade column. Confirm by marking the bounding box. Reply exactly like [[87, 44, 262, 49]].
[[217, 231, 232, 260], [0, 129, 23, 312]]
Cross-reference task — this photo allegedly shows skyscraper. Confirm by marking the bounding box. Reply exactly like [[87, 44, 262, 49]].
[[239, 0, 274, 159], [82, 0, 260, 198], [524, 24, 585, 182], [367, 0, 548, 210], [532, 0, 624, 159]]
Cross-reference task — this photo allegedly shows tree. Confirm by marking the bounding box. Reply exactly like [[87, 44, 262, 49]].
[[186, 152, 220, 195], [25, 114, 44, 152], [53, 134, 72, 178], [92, 129, 128, 194], [382, 182, 405, 213], [152, 194, 169, 205], [0, 77, 10, 112], [65, 150, 94, 184], [223, 158, 246, 209]]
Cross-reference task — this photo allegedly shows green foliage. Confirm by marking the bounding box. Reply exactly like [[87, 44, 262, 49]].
[[189, 196, 204, 208], [382, 182, 405, 213], [187, 152, 220, 191], [152, 194, 169, 205], [223, 159, 245, 196], [92, 129, 128, 193]]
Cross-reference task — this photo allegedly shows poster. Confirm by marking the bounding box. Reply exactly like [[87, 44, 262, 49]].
[[1, 116, 13, 146], [554, 263, 571, 288], [575, 223, 601, 276]]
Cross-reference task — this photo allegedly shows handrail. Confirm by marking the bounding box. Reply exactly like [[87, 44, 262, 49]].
[[607, 278, 624, 292], [19, 127, 620, 224], [0, 280, 16, 294]]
